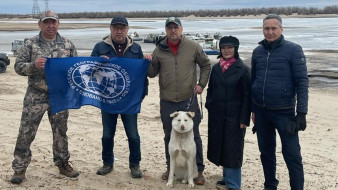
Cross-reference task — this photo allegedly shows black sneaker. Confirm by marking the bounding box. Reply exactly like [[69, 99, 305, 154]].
[[130, 165, 142, 178], [96, 164, 113, 175], [217, 180, 226, 185]]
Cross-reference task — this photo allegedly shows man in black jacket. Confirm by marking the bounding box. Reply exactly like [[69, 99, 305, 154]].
[[91, 15, 148, 178], [251, 14, 308, 190]]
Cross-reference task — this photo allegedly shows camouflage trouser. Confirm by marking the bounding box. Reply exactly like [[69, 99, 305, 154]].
[[12, 85, 70, 172]]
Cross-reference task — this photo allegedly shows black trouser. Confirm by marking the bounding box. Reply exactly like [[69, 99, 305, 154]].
[[160, 97, 204, 173]]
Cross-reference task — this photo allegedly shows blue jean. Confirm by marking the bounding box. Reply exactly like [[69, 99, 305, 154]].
[[221, 167, 241, 189], [101, 110, 141, 166], [254, 107, 304, 190]]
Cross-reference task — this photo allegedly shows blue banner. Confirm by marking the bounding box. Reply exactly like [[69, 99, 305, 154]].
[[45, 56, 149, 114]]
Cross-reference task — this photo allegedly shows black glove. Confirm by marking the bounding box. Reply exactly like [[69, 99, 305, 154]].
[[252, 125, 257, 134], [286, 113, 307, 135], [295, 113, 307, 131]]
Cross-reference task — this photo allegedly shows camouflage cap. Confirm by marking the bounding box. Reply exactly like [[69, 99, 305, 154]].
[[40, 10, 59, 21]]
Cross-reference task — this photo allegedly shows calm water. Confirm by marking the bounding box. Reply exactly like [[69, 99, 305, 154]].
[[1, 17, 338, 55]]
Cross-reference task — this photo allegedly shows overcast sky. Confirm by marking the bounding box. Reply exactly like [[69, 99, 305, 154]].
[[0, 0, 336, 14]]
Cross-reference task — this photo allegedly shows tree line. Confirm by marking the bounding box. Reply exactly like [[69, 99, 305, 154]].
[[1, 5, 337, 19]]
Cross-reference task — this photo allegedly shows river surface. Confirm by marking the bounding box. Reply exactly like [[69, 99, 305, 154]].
[[1, 17, 338, 54], [1, 17, 338, 88]]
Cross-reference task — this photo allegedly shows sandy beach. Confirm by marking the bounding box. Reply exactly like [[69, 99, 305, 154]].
[[0, 53, 337, 190], [0, 15, 338, 189]]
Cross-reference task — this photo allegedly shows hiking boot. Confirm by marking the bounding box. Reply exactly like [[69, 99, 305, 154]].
[[130, 165, 142, 178], [96, 164, 113, 175], [57, 160, 79, 178], [10, 171, 26, 184], [194, 172, 205, 185], [161, 169, 169, 180]]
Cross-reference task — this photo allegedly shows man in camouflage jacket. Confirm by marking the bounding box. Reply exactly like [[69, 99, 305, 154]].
[[10, 10, 79, 184]]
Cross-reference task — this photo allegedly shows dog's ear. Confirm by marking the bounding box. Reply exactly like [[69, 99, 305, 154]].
[[170, 111, 179, 118], [186, 112, 195, 118]]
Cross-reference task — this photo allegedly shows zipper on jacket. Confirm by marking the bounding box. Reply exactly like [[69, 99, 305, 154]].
[[262, 51, 270, 106], [260, 39, 284, 107]]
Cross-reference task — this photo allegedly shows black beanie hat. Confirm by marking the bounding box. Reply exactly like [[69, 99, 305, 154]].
[[218, 36, 240, 59]]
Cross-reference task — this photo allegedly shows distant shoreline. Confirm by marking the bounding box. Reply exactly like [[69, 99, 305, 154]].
[[0, 14, 337, 31]]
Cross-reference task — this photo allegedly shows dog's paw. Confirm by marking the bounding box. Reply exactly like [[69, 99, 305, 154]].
[[166, 183, 173, 188], [188, 183, 195, 188], [181, 179, 187, 184]]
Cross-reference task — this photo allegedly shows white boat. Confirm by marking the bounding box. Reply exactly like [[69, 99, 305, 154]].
[[129, 32, 143, 41]]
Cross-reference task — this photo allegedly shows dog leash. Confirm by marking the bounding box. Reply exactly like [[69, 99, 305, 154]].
[[199, 94, 203, 120], [186, 91, 196, 111], [186, 91, 204, 120]]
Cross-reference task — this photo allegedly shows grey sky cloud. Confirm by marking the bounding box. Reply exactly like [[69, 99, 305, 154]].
[[0, 0, 336, 14]]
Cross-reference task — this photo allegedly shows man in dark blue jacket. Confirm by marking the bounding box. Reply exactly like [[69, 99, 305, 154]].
[[91, 15, 148, 178], [251, 14, 308, 190]]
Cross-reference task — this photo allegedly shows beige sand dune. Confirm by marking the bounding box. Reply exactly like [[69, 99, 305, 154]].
[[0, 56, 337, 190]]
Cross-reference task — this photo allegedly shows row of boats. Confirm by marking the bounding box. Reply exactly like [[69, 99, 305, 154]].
[[131, 32, 221, 55], [11, 32, 221, 56]]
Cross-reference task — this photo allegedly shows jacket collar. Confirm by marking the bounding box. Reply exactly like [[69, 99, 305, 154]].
[[103, 34, 133, 51], [259, 34, 284, 50], [157, 35, 186, 51], [38, 32, 63, 43]]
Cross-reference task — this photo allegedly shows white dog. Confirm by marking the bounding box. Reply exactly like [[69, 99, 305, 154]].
[[166, 111, 198, 188]]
